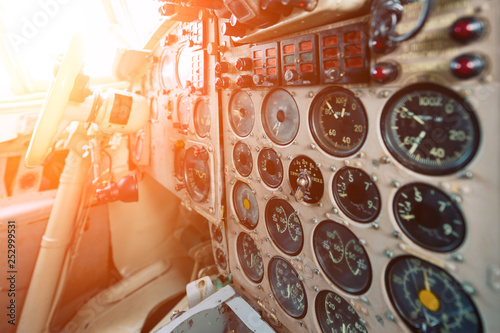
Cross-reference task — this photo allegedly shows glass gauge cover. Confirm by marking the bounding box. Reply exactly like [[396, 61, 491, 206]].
[[265, 198, 303, 255], [262, 89, 300, 145], [237, 232, 264, 282], [229, 91, 255, 137], [174, 141, 185, 181], [184, 146, 210, 203], [211, 223, 223, 244], [159, 48, 175, 90], [177, 95, 191, 129], [269, 257, 307, 318], [386, 255, 483, 333], [309, 87, 368, 157], [257, 148, 283, 188], [289, 155, 324, 204], [176, 46, 193, 89], [381, 83, 480, 175], [233, 141, 253, 177], [194, 99, 211, 138], [233, 181, 259, 229], [313, 220, 372, 294], [394, 183, 466, 252], [333, 167, 381, 223], [215, 248, 227, 271], [316, 290, 368, 333]]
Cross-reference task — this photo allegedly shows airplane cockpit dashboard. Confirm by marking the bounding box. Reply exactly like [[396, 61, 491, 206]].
[[0, 0, 499, 332]]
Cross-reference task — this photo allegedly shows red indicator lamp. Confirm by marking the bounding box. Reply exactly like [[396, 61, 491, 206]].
[[450, 53, 486, 80], [371, 62, 399, 84], [450, 17, 485, 44]]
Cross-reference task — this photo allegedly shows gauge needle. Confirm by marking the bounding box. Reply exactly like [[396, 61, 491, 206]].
[[286, 284, 291, 298], [424, 270, 431, 291], [408, 131, 426, 155], [341, 107, 345, 118], [326, 101, 338, 119], [342, 323, 346, 333], [400, 214, 415, 221], [329, 251, 335, 262], [413, 114, 425, 125]]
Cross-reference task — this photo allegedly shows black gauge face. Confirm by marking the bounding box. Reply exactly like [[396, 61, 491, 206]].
[[233, 141, 253, 177], [316, 290, 368, 333], [381, 83, 481, 175], [233, 181, 259, 229], [314, 220, 372, 294], [393, 183, 466, 252], [333, 167, 380, 223], [184, 146, 210, 203], [237, 233, 264, 283], [262, 89, 300, 145], [265, 198, 303, 256], [194, 99, 211, 138], [215, 248, 227, 271], [289, 155, 324, 204], [174, 142, 185, 181], [211, 223, 223, 244], [229, 91, 255, 137], [309, 87, 368, 157], [176, 46, 193, 89], [257, 148, 283, 188], [177, 95, 191, 129], [386, 256, 483, 333], [269, 257, 307, 318], [160, 49, 175, 90]]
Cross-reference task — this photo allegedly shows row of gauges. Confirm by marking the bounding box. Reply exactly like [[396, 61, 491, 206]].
[[173, 95, 212, 137], [229, 83, 481, 176], [236, 229, 482, 332], [232, 160, 466, 253]]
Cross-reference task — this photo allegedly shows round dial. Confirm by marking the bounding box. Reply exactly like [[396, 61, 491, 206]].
[[309, 87, 368, 157], [316, 290, 368, 333], [262, 89, 300, 145], [393, 183, 466, 252], [289, 155, 324, 204], [176, 46, 193, 89], [232, 181, 259, 229], [159, 48, 175, 91], [313, 220, 372, 294], [215, 248, 227, 271], [333, 167, 381, 223], [194, 99, 211, 138], [174, 141, 185, 181], [381, 83, 481, 175], [265, 198, 304, 256], [237, 232, 264, 283], [386, 255, 483, 332], [257, 148, 283, 188], [211, 223, 223, 244], [229, 91, 255, 137], [184, 146, 210, 203], [269, 257, 307, 318], [233, 141, 253, 177], [177, 95, 191, 129]]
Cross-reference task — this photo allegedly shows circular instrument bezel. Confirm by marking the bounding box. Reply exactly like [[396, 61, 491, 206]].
[[236, 232, 265, 283], [193, 98, 211, 138], [315, 290, 368, 333], [288, 155, 324, 204], [257, 148, 284, 188], [309, 86, 368, 157], [159, 48, 175, 91], [261, 88, 300, 146], [228, 90, 255, 137], [232, 181, 259, 230], [265, 198, 304, 256], [233, 141, 253, 177], [184, 146, 210, 203], [380, 83, 481, 176]]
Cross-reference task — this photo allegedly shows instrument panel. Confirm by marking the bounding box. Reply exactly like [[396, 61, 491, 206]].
[[138, 0, 500, 331]]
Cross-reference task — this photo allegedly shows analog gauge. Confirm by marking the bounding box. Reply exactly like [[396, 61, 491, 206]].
[[211, 223, 223, 244], [160, 48, 175, 90], [289, 155, 324, 204], [269, 257, 307, 318], [177, 95, 191, 129], [313, 220, 372, 294], [215, 248, 227, 271], [174, 140, 185, 182], [184, 146, 210, 203], [262, 89, 300, 145], [150, 96, 159, 121], [316, 290, 368, 333], [176, 46, 193, 89], [381, 83, 481, 175], [237, 232, 264, 283], [233, 141, 253, 177], [333, 167, 380, 223], [265, 198, 303, 256], [257, 148, 283, 188], [309, 87, 368, 157], [228, 91, 255, 137], [194, 99, 211, 138], [233, 181, 259, 229], [386, 255, 483, 332], [393, 183, 466, 252]]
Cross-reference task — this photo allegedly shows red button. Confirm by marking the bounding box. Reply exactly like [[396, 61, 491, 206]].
[[450, 17, 485, 44]]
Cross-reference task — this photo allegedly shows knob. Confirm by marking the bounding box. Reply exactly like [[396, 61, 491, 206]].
[[215, 62, 229, 74], [450, 53, 486, 79], [371, 62, 399, 84], [215, 77, 230, 89], [284, 69, 300, 82], [235, 58, 252, 71], [325, 67, 344, 82], [207, 42, 227, 55], [220, 22, 245, 38], [450, 16, 485, 44], [236, 75, 253, 88]]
